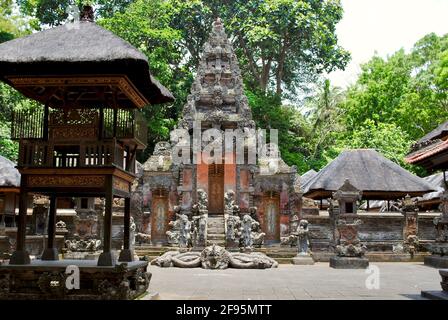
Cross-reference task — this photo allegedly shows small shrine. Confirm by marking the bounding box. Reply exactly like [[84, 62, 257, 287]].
[[329, 180, 369, 269]]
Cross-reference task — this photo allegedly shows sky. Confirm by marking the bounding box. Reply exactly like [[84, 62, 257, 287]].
[[328, 0, 448, 88]]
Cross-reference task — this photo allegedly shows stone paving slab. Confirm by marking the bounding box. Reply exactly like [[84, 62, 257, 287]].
[[143, 262, 442, 300]]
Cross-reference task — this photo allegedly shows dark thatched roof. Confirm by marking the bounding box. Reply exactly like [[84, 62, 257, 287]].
[[303, 149, 435, 200], [417, 172, 445, 202], [0, 20, 174, 105], [301, 169, 317, 187], [417, 121, 448, 145], [0, 155, 20, 188]]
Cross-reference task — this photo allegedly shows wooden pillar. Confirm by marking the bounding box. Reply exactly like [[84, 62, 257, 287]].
[[9, 187, 30, 265], [119, 197, 134, 262], [98, 177, 115, 266], [41, 194, 59, 260]]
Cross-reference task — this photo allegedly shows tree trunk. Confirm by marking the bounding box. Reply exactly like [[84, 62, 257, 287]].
[[260, 58, 272, 92], [276, 41, 288, 95], [236, 31, 260, 85]]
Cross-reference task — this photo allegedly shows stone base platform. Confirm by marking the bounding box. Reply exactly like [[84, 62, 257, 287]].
[[421, 290, 448, 300], [291, 255, 314, 265], [0, 259, 150, 300], [421, 269, 448, 300], [63, 252, 102, 260], [424, 255, 448, 268], [329, 256, 369, 269]]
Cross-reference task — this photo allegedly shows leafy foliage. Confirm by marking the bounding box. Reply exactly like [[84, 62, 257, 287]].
[[0, 1, 447, 179]]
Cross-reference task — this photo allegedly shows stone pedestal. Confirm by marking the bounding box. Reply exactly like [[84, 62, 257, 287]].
[[292, 254, 314, 265], [329, 256, 369, 269], [0, 260, 150, 300], [421, 269, 448, 300], [424, 255, 448, 268]]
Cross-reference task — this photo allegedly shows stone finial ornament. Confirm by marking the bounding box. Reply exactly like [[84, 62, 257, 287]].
[[80, 5, 94, 22]]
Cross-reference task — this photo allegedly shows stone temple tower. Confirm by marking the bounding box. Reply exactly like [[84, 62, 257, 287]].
[[142, 18, 301, 246]]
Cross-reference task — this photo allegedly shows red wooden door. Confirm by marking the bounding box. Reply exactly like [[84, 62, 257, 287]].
[[208, 164, 224, 214]]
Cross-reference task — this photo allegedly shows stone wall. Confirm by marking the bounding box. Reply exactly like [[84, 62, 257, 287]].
[[304, 212, 439, 252]]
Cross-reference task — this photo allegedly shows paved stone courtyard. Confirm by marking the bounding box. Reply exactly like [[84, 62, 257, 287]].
[[144, 263, 441, 300]]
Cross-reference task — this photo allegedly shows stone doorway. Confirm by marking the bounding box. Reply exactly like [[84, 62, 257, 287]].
[[263, 192, 280, 242], [208, 164, 224, 214], [151, 189, 169, 244]]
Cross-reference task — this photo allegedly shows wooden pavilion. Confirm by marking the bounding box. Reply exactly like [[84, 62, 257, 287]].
[[406, 122, 448, 298], [0, 6, 174, 299], [405, 120, 448, 172]]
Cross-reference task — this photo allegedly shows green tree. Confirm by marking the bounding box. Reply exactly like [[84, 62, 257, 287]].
[[334, 119, 414, 170], [303, 79, 345, 169], [16, 0, 134, 29], [344, 34, 448, 141], [247, 90, 311, 173], [1, 0, 30, 41]]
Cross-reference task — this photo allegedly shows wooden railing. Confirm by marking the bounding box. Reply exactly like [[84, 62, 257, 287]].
[[11, 108, 147, 147], [18, 140, 132, 172], [11, 109, 45, 140], [103, 109, 147, 147]]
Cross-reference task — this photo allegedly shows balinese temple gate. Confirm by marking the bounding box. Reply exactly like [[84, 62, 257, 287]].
[[143, 19, 301, 248]]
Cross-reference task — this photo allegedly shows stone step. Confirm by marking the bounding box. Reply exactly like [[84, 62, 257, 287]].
[[207, 241, 226, 246], [208, 218, 225, 222], [275, 258, 294, 264], [208, 227, 225, 233], [208, 220, 225, 225], [207, 234, 226, 240], [207, 224, 225, 229], [208, 223, 224, 227]]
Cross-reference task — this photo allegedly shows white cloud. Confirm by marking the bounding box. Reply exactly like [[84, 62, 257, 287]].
[[328, 0, 448, 88]]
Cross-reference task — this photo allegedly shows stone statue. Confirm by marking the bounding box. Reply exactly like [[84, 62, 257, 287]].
[[192, 214, 207, 248], [200, 244, 230, 269], [251, 230, 265, 248], [224, 190, 237, 214], [151, 244, 278, 269], [297, 220, 310, 255], [404, 234, 419, 258], [166, 219, 181, 246], [197, 189, 208, 212], [237, 207, 265, 250], [226, 215, 241, 246], [240, 214, 254, 250], [130, 216, 136, 249], [166, 206, 191, 246], [65, 236, 101, 252], [177, 213, 192, 249], [291, 219, 315, 265], [249, 207, 265, 248]]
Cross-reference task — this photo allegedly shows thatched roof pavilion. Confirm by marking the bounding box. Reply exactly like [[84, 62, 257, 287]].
[[0, 6, 174, 108], [0, 155, 20, 192], [303, 149, 435, 200], [301, 169, 317, 187]]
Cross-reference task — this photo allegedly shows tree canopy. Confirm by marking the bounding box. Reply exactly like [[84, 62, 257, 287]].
[[0, 1, 447, 177]]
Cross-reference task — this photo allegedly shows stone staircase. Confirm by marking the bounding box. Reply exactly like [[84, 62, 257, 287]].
[[206, 214, 226, 246]]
